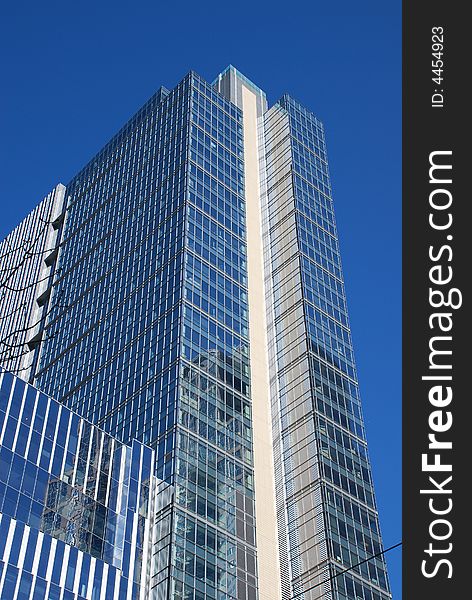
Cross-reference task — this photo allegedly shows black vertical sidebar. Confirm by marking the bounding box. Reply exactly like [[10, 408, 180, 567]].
[[403, 3, 468, 599]]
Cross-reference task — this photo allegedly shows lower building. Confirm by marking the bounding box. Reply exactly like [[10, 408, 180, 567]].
[[0, 367, 173, 599]]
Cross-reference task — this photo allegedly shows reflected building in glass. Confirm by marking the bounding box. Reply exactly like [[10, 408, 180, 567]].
[[0, 66, 391, 600]]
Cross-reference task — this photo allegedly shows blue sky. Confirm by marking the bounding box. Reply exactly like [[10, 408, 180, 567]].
[[0, 1, 401, 596]]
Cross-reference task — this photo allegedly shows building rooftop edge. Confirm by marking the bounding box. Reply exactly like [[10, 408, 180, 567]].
[[212, 64, 267, 99]]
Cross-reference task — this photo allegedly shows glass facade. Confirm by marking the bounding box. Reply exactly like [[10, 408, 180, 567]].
[[0, 367, 172, 600], [0, 66, 390, 600], [174, 74, 256, 600], [34, 84, 183, 465], [260, 95, 390, 600]]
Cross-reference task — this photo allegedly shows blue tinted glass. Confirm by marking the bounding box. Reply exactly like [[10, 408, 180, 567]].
[[32, 577, 47, 599], [106, 567, 116, 598], [9, 454, 25, 489], [3, 485, 18, 516], [15, 423, 29, 456], [2, 564, 19, 597], [33, 469, 49, 503], [48, 583, 61, 600], [17, 572, 33, 600], [27, 431, 41, 462], [22, 461, 37, 496], [56, 409, 70, 448], [9, 379, 25, 419], [51, 542, 64, 583], [39, 438, 52, 469], [45, 401, 59, 441], [17, 494, 32, 522], [79, 552, 90, 596], [0, 515, 11, 558], [21, 386, 36, 426], [29, 500, 43, 529], [0, 447, 12, 483], [51, 445, 63, 477], [0, 372, 13, 411], [2, 416, 17, 449], [8, 523, 24, 565], [23, 528, 38, 571], [91, 560, 103, 600], [32, 397, 47, 434], [65, 548, 77, 590], [67, 415, 80, 455], [37, 536, 51, 578]]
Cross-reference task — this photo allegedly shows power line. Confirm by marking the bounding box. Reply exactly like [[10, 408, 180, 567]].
[[292, 541, 402, 599]]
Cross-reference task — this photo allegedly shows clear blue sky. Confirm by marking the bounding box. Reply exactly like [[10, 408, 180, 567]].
[[0, 1, 401, 596]]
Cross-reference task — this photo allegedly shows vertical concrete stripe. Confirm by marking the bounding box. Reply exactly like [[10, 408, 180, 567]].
[[241, 84, 282, 600]]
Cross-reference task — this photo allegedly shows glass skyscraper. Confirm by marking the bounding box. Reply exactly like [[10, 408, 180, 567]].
[[0, 66, 391, 600]]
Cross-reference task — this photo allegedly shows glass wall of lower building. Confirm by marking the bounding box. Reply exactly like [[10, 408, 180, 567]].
[[0, 368, 172, 600]]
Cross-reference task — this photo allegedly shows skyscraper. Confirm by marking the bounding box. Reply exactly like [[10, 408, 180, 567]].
[[0, 66, 391, 600]]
